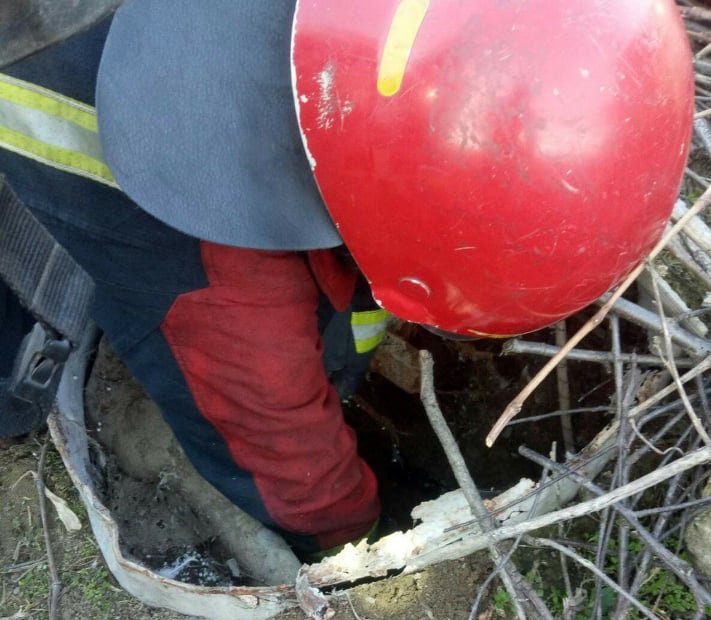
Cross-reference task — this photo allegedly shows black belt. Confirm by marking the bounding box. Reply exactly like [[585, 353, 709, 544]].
[[0, 176, 94, 437]]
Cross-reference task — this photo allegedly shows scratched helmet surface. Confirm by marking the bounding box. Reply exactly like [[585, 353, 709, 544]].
[[291, 0, 693, 336]]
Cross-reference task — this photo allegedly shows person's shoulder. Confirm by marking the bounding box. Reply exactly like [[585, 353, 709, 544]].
[[96, 0, 341, 250]]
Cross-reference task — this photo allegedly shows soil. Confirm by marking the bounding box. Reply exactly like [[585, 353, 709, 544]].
[[0, 323, 614, 619], [0, 436, 497, 620], [0, 439, 188, 620]]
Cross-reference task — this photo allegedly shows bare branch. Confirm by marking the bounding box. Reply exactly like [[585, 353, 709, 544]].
[[419, 350, 553, 620], [504, 338, 697, 367], [555, 321, 575, 455], [518, 447, 711, 606], [35, 438, 61, 620], [648, 265, 711, 445], [486, 184, 711, 447], [523, 537, 657, 620], [421, 447, 711, 572]]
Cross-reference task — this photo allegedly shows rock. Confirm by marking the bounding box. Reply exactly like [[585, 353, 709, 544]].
[[684, 479, 711, 577], [370, 331, 421, 394]]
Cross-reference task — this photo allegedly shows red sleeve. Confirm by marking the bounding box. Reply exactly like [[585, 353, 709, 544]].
[[160, 244, 379, 549]]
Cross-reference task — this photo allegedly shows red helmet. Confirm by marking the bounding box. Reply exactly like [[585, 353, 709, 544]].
[[292, 0, 693, 337]]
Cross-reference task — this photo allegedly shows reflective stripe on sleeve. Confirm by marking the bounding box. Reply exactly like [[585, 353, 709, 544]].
[[0, 73, 118, 187], [351, 309, 389, 354]]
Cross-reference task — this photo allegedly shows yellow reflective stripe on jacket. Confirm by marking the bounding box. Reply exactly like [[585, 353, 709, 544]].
[[0, 73, 118, 187], [0, 75, 98, 130], [351, 309, 389, 354]]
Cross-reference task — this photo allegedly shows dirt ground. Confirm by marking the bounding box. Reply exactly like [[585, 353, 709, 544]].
[[0, 437, 501, 620], [0, 438, 194, 620]]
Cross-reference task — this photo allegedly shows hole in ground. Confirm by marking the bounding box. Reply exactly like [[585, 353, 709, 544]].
[[83, 313, 621, 587], [348, 320, 619, 534]]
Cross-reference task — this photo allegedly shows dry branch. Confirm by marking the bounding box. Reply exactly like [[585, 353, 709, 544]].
[[523, 537, 658, 620], [648, 266, 711, 445], [671, 199, 711, 253], [628, 355, 711, 419], [638, 266, 708, 338], [607, 296, 711, 357], [518, 446, 711, 606], [681, 6, 711, 23], [503, 339, 697, 367], [415, 447, 711, 575], [665, 234, 711, 290], [555, 322, 575, 454], [486, 184, 711, 447], [35, 438, 61, 620], [419, 350, 552, 620]]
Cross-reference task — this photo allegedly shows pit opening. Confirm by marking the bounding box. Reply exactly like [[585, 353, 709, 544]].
[[83, 308, 626, 589]]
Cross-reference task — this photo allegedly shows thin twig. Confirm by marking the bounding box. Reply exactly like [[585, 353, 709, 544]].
[[549, 438, 575, 610], [555, 322, 575, 455], [620, 440, 702, 618], [419, 350, 553, 620], [463, 445, 618, 524], [592, 493, 615, 620], [466, 535, 522, 620], [629, 417, 685, 458], [486, 184, 711, 448], [628, 407, 691, 468], [628, 356, 711, 418], [665, 234, 711, 291], [518, 447, 711, 608], [35, 438, 61, 620], [634, 495, 711, 518], [611, 315, 632, 603], [696, 373, 711, 428], [606, 296, 711, 358], [424, 447, 711, 568], [648, 265, 711, 445], [468, 444, 554, 620], [503, 339, 697, 367], [344, 592, 365, 620], [420, 351, 487, 514], [505, 406, 612, 426], [681, 6, 711, 22], [685, 166, 711, 189], [523, 537, 658, 620]]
